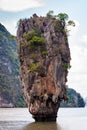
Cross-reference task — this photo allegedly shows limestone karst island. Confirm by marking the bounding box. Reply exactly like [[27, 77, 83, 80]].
[[0, 13, 85, 110], [17, 12, 72, 121]]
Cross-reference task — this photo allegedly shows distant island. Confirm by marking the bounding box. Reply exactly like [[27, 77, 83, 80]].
[[0, 22, 85, 108], [61, 87, 85, 107], [84, 97, 87, 106]]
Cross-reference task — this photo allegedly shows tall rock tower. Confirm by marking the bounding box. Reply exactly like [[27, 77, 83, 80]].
[[17, 14, 71, 121]]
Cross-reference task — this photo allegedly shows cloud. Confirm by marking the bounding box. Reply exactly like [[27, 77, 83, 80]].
[[0, 0, 44, 12], [68, 20, 80, 44], [1, 20, 17, 35], [67, 43, 87, 97], [68, 72, 87, 98], [66, 20, 87, 97], [80, 35, 87, 43]]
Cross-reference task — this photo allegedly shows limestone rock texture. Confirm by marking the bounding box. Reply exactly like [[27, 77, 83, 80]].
[[17, 14, 71, 121]]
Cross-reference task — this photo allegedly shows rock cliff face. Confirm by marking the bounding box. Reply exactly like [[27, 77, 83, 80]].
[[17, 14, 71, 121], [0, 23, 25, 107]]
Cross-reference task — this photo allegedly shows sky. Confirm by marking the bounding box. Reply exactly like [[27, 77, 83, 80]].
[[0, 0, 87, 98]]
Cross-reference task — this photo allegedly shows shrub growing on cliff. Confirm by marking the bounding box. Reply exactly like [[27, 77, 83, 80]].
[[30, 54, 36, 60], [63, 63, 71, 69], [67, 20, 75, 26], [28, 36, 46, 51], [46, 10, 54, 18], [41, 51, 47, 57], [45, 11, 75, 33], [28, 63, 46, 77], [57, 13, 68, 27], [23, 29, 46, 51], [24, 29, 47, 57], [28, 63, 41, 73], [23, 29, 41, 41], [57, 13, 75, 31]]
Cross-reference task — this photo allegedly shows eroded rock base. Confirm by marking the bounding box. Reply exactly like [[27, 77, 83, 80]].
[[33, 114, 57, 122]]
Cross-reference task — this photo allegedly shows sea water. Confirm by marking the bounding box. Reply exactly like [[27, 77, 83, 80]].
[[0, 107, 87, 130]]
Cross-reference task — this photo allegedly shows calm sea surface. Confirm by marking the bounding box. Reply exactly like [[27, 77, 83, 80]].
[[0, 108, 87, 130]]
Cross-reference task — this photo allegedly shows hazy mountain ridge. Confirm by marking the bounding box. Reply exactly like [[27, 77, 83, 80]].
[[0, 23, 25, 107], [61, 87, 85, 107]]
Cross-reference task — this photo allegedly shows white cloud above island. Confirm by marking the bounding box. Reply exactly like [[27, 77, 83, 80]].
[[0, 0, 44, 12]]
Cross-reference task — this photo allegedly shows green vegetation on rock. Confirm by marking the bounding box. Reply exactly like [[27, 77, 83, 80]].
[[63, 63, 71, 69], [28, 63, 41, 73], [23, 29, 47, 59], [28, 36, 45, 51], [46, 10, 54, 18], [57, 13, 68, 27], [46, 11, 75, 34], [23, 29, 41, 41]]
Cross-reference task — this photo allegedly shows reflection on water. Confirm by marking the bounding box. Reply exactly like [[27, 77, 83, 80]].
[[0, 121, 29, 130], [0, 121, 63, 130], [23, 122, 62, 130]]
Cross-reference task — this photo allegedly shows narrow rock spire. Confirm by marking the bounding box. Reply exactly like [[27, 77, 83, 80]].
[[17, 14, 71, 121]]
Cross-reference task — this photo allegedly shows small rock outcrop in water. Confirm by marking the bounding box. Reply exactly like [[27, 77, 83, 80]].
[[17, 14, 71, 121]]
